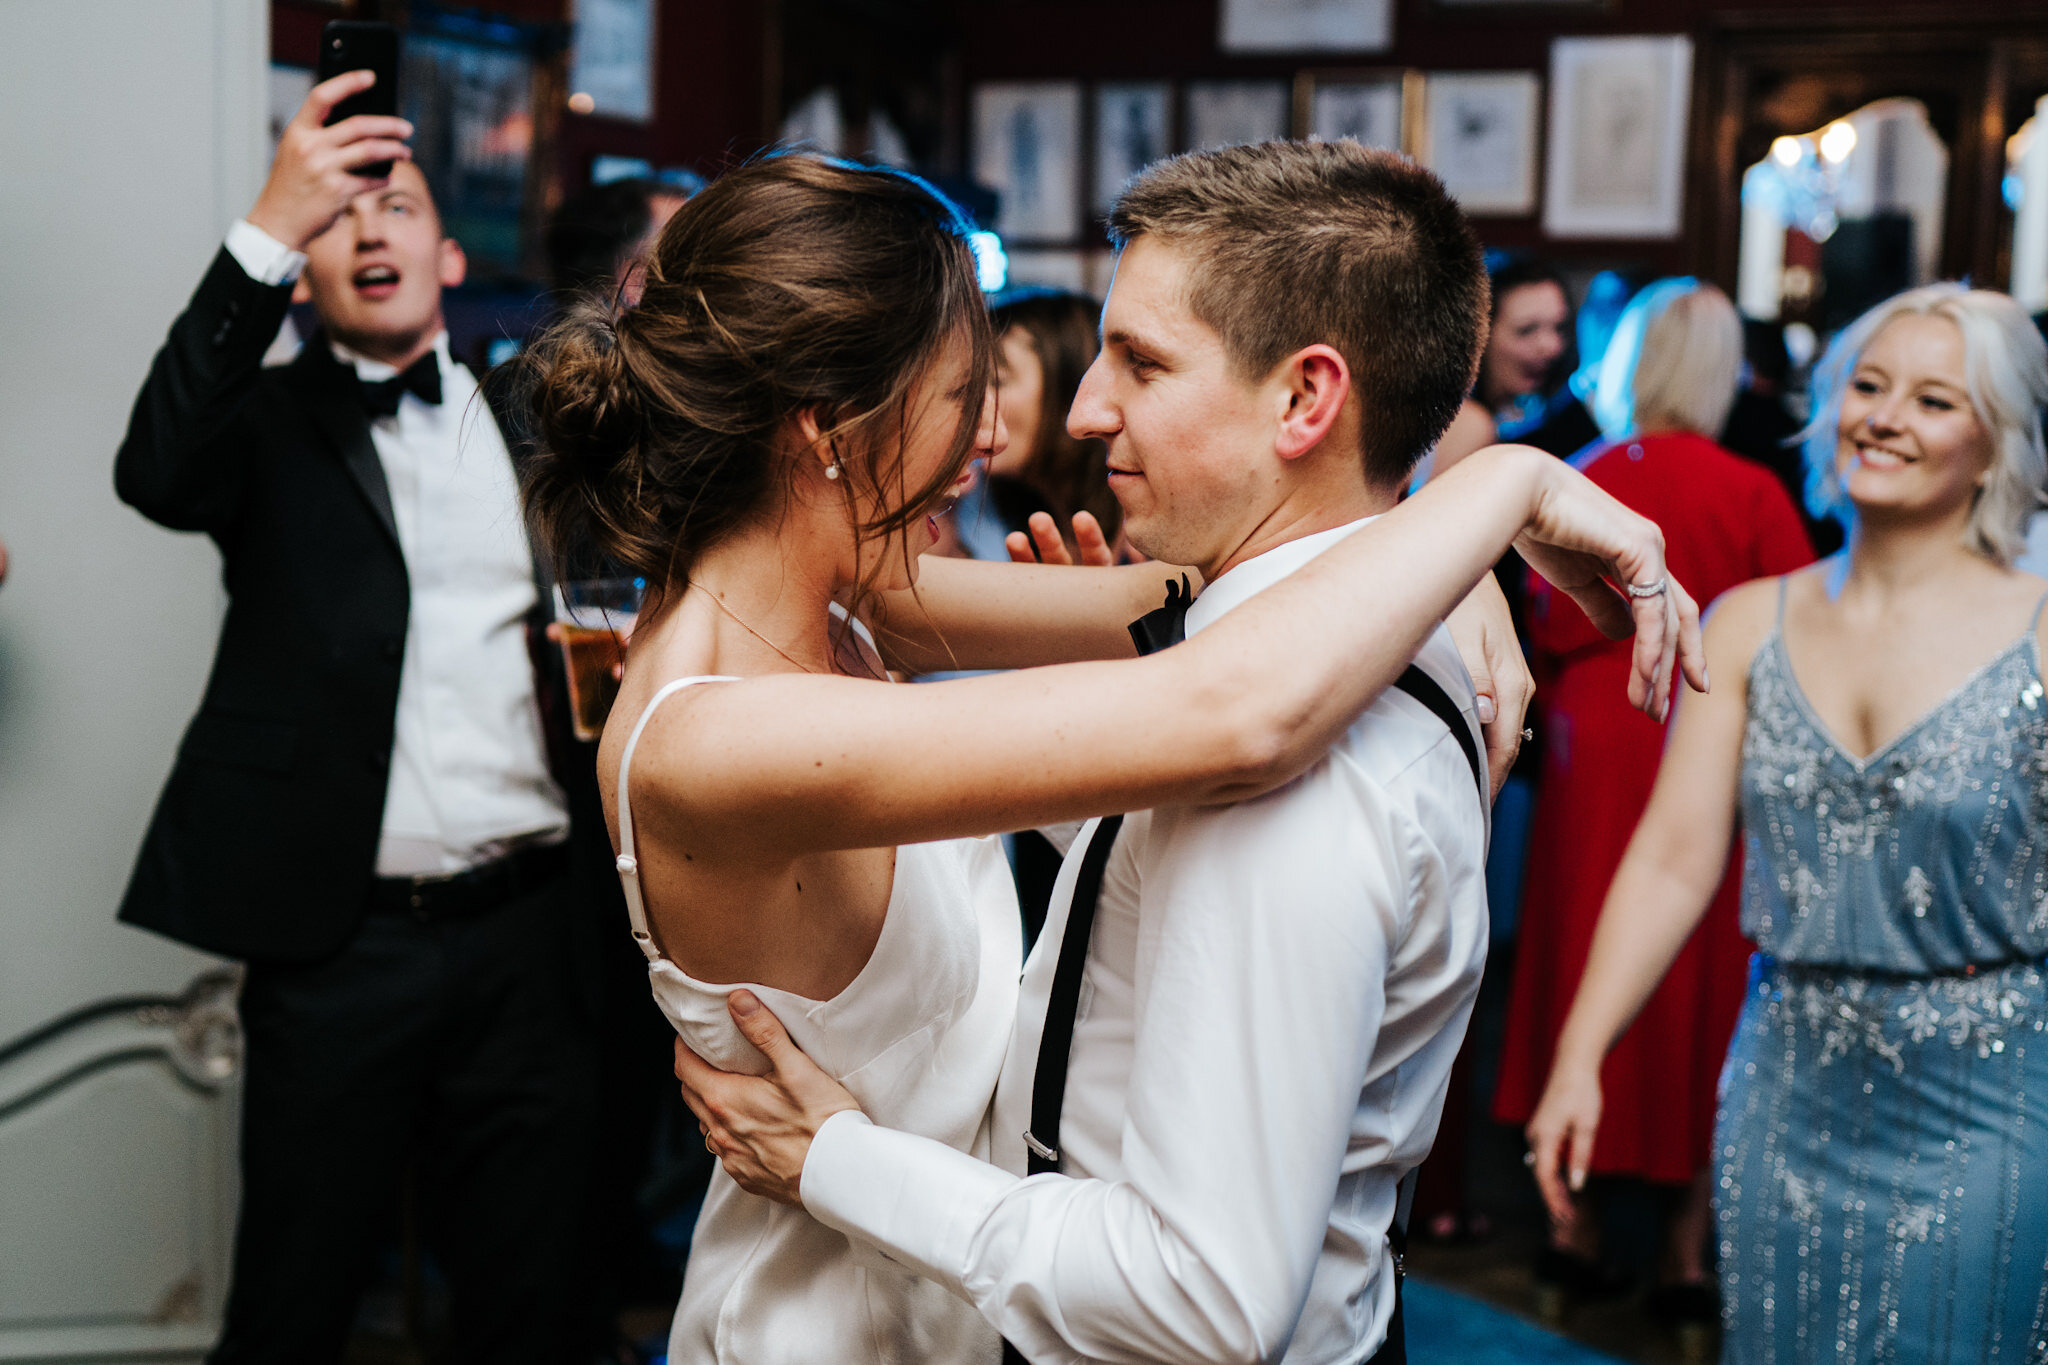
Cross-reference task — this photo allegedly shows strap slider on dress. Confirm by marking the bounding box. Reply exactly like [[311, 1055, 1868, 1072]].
[[1022, 1129, 1057, 1163], [616, 854, 638, 876]]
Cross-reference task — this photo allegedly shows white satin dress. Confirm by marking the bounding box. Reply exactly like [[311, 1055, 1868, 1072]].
[[614, 674, 1017, 1365]]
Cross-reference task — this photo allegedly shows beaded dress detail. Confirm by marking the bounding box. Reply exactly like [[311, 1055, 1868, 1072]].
[[1718, 583, 2048, 1362]]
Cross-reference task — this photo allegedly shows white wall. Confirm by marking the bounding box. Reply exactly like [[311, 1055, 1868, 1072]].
[[0, 2, 265, 1358]]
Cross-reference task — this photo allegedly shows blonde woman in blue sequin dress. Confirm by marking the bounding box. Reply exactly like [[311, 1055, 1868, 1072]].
[[1525, 283, 2048, 1362]]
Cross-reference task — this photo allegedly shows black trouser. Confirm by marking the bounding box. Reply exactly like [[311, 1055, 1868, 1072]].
[[208, 872, 596, 1365]]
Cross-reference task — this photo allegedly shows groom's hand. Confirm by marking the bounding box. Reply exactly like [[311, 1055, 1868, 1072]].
[[1444, 573, 1532, 798], [672, 990, 862, 1208]]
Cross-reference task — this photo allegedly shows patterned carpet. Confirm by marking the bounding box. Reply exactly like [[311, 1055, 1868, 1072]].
[[1407, 1278, 1629, 1364]]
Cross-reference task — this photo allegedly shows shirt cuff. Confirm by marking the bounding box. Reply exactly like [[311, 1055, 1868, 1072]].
[[225, 219, 307, 286], [801, 1108, 1016, 1293]]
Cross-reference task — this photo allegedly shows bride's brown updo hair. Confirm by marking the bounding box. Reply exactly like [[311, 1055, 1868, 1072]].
[[521, 153, 994, 588]]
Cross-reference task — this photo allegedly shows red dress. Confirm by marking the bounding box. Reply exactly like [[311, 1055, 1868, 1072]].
[[1492, 432, 1814, 1183]]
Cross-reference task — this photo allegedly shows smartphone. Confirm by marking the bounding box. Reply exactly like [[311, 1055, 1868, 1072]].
[[316, 20, 401, 179]]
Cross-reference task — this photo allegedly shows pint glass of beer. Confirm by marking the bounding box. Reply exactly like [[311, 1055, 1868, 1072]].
[[552, 578, 642, 742]]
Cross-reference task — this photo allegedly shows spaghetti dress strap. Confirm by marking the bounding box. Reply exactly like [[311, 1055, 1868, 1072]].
[[615, 676, 739, 962]]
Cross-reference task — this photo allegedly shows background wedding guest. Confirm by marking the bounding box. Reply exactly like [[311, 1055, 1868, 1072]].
[[547, 172, 701, 305], [1414, 256, 1577, 485], [1404, 255, 1579, 1245], [1492, 278, 1812, 1333], [1522, 270, 1639, 459], [950, 287, 1119, 564], [1525, 281, 2048, 1363], [112, 74, 605, 1364]]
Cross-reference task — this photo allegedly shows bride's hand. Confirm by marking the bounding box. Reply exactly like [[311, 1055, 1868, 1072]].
[[1485, 445, 1707, 722], [673, 990, 863, 1207]]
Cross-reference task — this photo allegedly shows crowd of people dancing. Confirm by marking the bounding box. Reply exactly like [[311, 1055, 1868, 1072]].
[[101, 61, 2048, 1365]]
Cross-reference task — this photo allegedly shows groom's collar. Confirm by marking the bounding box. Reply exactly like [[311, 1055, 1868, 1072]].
[[1184, 515, 1381, 639]]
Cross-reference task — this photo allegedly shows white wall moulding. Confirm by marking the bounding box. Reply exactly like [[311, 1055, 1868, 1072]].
[[0, 1, 264, 1359], [0, 975, 242, 1363]]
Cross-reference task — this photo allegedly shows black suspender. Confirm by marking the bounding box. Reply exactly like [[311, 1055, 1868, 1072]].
[[1019, 812, 1123, 1175], [1002, 663, 1485, 1365]]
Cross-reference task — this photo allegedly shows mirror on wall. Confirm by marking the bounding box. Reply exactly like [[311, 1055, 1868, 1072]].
[[2006, 95, 2048, 316], [1736, 98, 1949, 330]]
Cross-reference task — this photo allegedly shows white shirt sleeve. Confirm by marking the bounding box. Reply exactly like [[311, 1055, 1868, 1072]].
[[224, 219, 307, 286], [802, 759, 1419, 1364]]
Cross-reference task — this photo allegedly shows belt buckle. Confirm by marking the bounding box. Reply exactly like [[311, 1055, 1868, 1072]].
[[401, 866, 464, 914]]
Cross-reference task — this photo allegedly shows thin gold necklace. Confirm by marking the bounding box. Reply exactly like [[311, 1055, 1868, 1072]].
[[702, 589, 827, 675]]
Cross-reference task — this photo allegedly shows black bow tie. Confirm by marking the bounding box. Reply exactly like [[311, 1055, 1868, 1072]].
[[357, 351, 443, 419], [1127, 574, 1193, 657]]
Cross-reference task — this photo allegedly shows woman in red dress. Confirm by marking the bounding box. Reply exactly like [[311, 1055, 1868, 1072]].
[[1492, 279, 1813, 1326]]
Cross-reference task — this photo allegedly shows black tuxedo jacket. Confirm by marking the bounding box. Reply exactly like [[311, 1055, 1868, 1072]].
[[114, 247, 602, 964]]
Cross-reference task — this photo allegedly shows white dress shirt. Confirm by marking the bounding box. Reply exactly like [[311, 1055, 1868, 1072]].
[[226, 223, 568, 875], [800, 517, 1491, 1364]]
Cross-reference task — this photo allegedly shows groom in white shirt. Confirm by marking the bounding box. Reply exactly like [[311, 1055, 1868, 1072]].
[[678, 140, 1496, 1364]]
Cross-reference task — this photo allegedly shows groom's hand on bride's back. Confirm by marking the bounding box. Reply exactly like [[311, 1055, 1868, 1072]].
[[673, 990, 862, 1208]]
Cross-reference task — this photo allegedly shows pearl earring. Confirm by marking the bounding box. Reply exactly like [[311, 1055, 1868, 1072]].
[[824, 463, 841, 481]]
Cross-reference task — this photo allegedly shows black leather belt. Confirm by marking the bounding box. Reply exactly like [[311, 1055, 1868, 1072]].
[[369, 840, 570, 921]]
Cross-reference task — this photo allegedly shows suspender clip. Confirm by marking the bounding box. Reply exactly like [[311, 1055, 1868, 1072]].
[[1022, 1130, 1058, 1163]]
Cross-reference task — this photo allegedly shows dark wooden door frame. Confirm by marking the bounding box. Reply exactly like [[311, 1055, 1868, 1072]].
[[1689, 6, 2048, 297]]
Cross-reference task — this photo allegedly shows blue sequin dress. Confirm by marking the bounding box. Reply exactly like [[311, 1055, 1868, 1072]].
[[1720, 582, 2048, 1363]]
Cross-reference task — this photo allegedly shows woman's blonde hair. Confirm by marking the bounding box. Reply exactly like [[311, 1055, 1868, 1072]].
[[1591, 277, 1741, 441], [1801, 283, 2048, 565]]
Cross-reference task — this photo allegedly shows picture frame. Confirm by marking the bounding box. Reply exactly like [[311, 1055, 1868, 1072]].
[[1092, 81, 1174, 217], [1542, 35, 1694, 239], [1420, 71, 1541, 216], [1184, 80, 1291, 152], [1292, 69, 1422, 155], [568, 0, 655, 123], [973, 81, 1084, 245], [1428, 0, 1610, 11], [1218, 0, 1393, 55], [402, 25, 545, 280]]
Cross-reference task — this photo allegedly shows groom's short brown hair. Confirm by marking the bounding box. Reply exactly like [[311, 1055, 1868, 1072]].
[[1108, 140, 1489, 490]]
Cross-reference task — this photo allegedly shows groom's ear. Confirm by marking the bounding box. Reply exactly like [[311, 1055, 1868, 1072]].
[[1273, 343, 1351, 462]]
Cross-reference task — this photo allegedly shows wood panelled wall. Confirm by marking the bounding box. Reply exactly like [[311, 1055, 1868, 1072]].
[[271, 0, 2048, 290]]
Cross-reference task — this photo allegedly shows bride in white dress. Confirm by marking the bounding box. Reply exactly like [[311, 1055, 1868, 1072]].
[[519, 152, 1697, 1364]]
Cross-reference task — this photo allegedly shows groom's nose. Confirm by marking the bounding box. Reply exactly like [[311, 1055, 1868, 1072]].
[[1068, 353, 1118, 442]]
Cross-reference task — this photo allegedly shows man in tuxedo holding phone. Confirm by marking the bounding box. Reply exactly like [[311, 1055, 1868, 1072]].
[[115, 71, 600, 1364]]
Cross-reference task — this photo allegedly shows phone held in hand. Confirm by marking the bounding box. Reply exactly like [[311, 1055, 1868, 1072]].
[[316, 20, 402, 179]]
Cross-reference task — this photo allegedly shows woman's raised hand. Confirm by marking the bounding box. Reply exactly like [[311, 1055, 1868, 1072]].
[[1488, 445, 1708, 722], [1005, 510, 1114, 567]]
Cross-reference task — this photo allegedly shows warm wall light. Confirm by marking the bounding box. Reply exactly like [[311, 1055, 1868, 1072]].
[[1771, 136, 1803, 167], [568, 91, 596, 115], [1819, 120, 1858, 164]]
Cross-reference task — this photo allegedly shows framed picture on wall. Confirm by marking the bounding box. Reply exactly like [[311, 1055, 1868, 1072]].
[[1219, 0, 1393, 54], [1543, 35, 1693, 238], [1293, 69, 1421, 154], [402, 27, 541, 279], [1185, 80, 1291, 152], [1421, 71, 1541, 215], [568, 0, 654, 122], [974, 81, 1084, 244], [1429, 0, 1610, 10], [1093, 81, 1174, 217]]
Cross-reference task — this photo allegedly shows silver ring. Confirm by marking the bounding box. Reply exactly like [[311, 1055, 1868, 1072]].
[[1625, 577, 1668, 600], [1521, 727, 1535, 742], [1523, 1151, 1538, 1168]]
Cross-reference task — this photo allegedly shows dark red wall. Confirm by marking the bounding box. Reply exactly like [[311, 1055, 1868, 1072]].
[[272, 0, 768, 187]]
